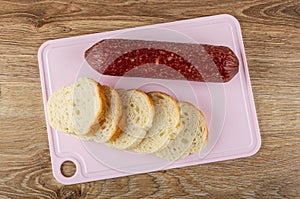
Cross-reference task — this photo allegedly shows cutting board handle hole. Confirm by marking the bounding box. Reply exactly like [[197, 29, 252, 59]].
[[60, 160, 76, 178]]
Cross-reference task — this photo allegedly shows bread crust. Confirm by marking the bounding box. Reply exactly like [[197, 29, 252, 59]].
[[96, 83, 106, 124]]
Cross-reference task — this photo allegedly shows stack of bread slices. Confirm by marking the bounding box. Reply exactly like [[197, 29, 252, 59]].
[[47, 77, 208, 160]]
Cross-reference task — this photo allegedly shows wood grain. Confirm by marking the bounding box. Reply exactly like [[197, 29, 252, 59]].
[[0, 0, 299, 198]]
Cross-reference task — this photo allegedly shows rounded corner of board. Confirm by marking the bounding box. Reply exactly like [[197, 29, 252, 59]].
[[219, 14, 242, 32], [246, 135, 262, 158], [38, 40, 54, 58]]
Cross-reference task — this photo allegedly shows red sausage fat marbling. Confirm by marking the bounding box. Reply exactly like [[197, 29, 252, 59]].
[[85, 39, 239, 83]]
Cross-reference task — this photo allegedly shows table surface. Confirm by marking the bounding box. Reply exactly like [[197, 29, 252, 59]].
[[0, 0, 299, 198]]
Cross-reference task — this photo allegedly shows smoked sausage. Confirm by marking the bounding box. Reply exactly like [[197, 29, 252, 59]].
[[85, 39, 239, 82]]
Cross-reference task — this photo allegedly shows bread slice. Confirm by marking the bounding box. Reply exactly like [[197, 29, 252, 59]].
[[189, 110, 208, 154], [134, 92, 181, 153], [118, 89, 154, 130], [48, 77, 106, 138], [47, 85, 75, 134], [109, 89, 154, 150], [92, 85, 123, 143], [72, 77, 105, 136], [156, 102, 207, 160]]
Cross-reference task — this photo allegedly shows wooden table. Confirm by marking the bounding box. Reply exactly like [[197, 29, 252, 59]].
[[1, 0, 299, 198]]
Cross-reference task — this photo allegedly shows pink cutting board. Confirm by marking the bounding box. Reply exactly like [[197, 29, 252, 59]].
[[38, 14, 261, 185]]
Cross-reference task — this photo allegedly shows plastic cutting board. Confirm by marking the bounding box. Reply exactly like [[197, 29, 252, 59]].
[[38, 14, 261, 185]]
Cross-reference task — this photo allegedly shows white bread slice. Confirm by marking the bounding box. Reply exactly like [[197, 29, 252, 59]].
[[92, 85, 122, 143], [118, 89, 154, 130], [47, 85, 75, 134], [189, 110, 208, 154], [72, 77, 105, 136], [47, 77, 106, 138], [156, 102, 207, 160], [109, 89, 154, 150], [134, 92, 181, 153]]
